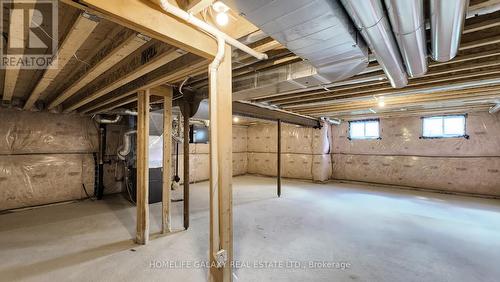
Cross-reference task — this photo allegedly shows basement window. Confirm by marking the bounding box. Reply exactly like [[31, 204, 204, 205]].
[[348, 119, 380, 140], [421, 115, 468, 139]]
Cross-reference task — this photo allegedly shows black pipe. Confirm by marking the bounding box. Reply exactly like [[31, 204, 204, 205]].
[[174, 142, 180, 183], [277, 119, 282, 197], [96, 123, 107, 200], [183, 104, 190, 230]]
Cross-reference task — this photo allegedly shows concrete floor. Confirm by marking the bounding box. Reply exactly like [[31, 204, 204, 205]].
[[1, 175, 500, 282]]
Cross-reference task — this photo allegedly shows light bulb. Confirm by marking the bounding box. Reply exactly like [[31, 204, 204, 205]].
[[216, 12, 229, 26], [378, 101, 385, 107], [233, 116, 239, 123]]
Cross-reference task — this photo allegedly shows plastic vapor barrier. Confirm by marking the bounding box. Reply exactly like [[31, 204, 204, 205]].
[[0, 109, 98, 154], [0, 109, 99, 210], [163, 126, 249, 184], [0, 154, 95, 210], [247, 122, 331, 182], [331, 112, 500, 196], [332, 154, 500, 196]]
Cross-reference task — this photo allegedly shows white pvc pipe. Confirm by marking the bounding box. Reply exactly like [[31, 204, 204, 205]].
[[208, 36, 224, 265], [154, 0, 268, 60]]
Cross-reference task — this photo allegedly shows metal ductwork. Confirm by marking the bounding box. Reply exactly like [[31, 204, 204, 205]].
[[340, 0, 408, 88], [94, 115, 122, 124], [384, 0, 427, 77], [231, 61, 385, 101], [224, 0, 369, 83], [430, 0, 469, 62], [118, 130, 137, 160]]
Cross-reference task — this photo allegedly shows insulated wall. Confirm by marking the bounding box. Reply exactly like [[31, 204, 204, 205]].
[[162, 125, 248, 184], [0, 109, 98, 210], [247, 122, 331, 182], [331, 112, 500, 196]]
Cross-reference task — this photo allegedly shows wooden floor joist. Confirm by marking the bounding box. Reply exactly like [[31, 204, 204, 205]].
[[64, 48, 184, 112], [60, 0, 217, 59], [48, 31, 149, 110], [23, 12, 100, 110], [84, 56, 207, 114], [2, 1, 36, 102], [136, 89, 150, 245]]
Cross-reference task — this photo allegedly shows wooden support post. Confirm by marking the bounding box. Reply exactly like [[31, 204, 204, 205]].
[[136, 89, 150, 244], [277, 119, 282, 197], [209, 44, 233, 282], [162, 87, 173, 233], [183, 103, 190, 230]]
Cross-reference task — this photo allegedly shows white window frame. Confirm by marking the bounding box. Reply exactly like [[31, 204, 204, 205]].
[[348, 119, 380, 140], [421, 114, 468, 139]]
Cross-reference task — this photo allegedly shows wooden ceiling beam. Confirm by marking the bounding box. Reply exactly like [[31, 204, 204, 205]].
[[48, 30, 149, 110], [60, 0, 218, 59]]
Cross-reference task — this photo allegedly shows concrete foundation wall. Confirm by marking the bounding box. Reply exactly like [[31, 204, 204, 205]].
[[331, 112, 500, 196]]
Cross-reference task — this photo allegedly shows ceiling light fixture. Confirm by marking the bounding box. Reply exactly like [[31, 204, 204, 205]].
[[213, 1, 230, 26], [377, 96, 385, 107], [233, 116, 239, 123], [216, 12, 229, 26]]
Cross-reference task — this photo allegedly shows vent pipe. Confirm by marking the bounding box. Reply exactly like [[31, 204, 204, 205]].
[[384, 0, 427, 77], [430, 0, 469, 62], [340, 0, 408, 88]]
